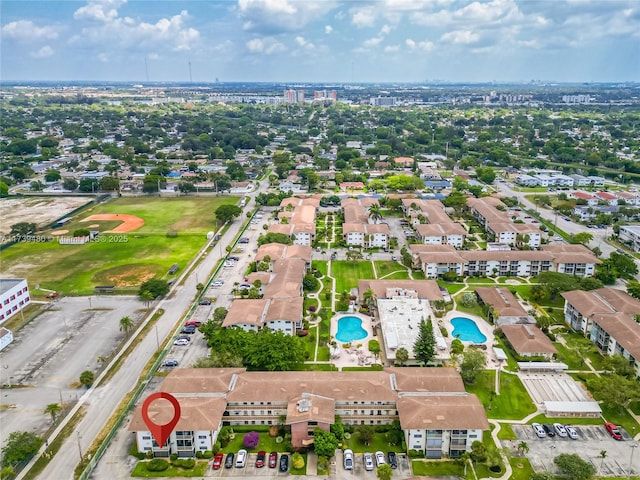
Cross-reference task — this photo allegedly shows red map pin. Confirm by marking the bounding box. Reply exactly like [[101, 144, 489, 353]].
[[141, 392, 181, 448]]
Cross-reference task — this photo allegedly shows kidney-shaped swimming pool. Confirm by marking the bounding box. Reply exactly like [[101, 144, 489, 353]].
[[451, 316, 487, 344], [335, 316, 368, 343]]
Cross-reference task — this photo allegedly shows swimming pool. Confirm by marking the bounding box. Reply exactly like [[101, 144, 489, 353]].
[[451, 317, 487, 343], [335, 316, 368, 343]]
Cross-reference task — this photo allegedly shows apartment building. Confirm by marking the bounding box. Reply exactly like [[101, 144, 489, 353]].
[[410, 244, 598, 279], [255, 243, 312, 271], [130, 368, 488, 458], [486, 222, 542, 248], [561, 288, 640, 376], [619, 225, 640, 252], [341, 198, 390, 248], [402, 199, 466, 247]]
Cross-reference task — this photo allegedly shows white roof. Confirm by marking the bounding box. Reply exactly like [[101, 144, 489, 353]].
[[493, 348, 508, 361], [544, 401, 602, 414], [518, 362, 568, 370]]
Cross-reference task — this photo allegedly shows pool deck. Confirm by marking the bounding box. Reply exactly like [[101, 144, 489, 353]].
[[331, 313, 377, 369]]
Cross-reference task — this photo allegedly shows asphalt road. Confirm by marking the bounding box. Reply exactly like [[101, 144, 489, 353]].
[[27, 179, 269, 480]]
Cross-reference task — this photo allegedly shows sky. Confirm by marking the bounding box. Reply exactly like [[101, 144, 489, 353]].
[[1, 0, 639, 83]]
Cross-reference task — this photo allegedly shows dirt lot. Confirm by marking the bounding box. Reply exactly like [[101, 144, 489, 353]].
[[0, 196, 92, 235]]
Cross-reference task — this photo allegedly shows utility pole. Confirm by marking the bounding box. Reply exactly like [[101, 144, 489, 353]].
[[628, 443, 638, 480]]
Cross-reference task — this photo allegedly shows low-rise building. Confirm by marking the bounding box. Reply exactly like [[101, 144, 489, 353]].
[[561, 288, 640, 376], [500, 324, 557, 358], [130, 368, 489, 458], [619, 225, 640, 252], [475, 287, 532, 326], [541, 244, 600, 277], [0, 278, 30, 324]]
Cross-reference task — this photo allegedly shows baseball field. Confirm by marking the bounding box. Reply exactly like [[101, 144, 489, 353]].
[[1, 196, 238, 296]]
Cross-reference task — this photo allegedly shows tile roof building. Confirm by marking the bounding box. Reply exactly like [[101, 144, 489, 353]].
[[130, 368, 488, 458]]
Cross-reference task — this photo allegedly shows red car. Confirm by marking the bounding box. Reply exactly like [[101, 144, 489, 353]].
[[268, 452, 278, 468], [212, 452, 224, 470], [255, 450, 266, 468], [605, 422, 623, 440]]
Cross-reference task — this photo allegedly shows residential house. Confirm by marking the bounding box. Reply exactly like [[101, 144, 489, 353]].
[[594, 191, 618, 206], [500, 325, 557, 359], [569, 191, 598, 206], [474, 287, 533, 326]]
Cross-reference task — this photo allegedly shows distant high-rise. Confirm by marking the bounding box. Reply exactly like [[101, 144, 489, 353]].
[[313, 90, 337, 102], [284, 89, 304, 103]]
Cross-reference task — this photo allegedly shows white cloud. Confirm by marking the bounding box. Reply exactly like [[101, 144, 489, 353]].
[[295, 36, 315, 49], [440, 30, 480, 45], [1, 20, 58, 42], [406, 38, 434, 53], [238, 0, 337, 33], [30, 45, 55, 58], [384, 45, 399, 52], [72, 4, 200, 53], [350, 7, 377, 27], [325, 25, 333, 34], [74, 0, 127, 22], [246, 37, 285, 54], [363, 37, 383, 48], [379, 24, 392, 35]]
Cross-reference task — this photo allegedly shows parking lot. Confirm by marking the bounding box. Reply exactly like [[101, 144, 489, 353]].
[[511, 424, 639, 477]]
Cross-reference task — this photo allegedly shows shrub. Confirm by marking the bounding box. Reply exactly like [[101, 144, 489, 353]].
[[146, 459, 169, 472], [172, 458, 195, 469], [204, 449, 214, 458], [308, 305, 316, 312], [291, 452, 305, 469], [408, 449, 423, 459], [459, 292, 477, 308], [439, 326, 448, 337], [169, 453, 178, 461], [244, 431, 259, 449], [343, 432, 351, 439], [195, 451, 203, 459], [276, 436, 284, 444], [72, 228, 90, 237]]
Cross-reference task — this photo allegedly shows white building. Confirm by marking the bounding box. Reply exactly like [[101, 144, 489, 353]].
[[0, 327, 14, 351], [0, 279, 30, 324], [619, 225, 640, 252]]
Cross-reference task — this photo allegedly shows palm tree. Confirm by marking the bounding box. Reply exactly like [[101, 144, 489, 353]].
[[599, 450, 607, 471], [44, 403, 61, 422], [517, 441, 529, 456], [119, 316, 134, 334], [395, 347, 409, 366], [362, 289, 377, 312], [140, 290, 154, 308], [368, 204, 383, 224]]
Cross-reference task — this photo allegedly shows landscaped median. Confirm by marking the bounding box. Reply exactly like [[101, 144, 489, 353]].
[[131, 458, 208, 477]]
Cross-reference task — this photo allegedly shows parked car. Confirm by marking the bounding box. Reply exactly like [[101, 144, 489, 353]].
[[238, 283, 251, 290], [388, 451, 397, 469], [184, 320, 201, 327], [554, 423, 568, 437], [375, 451, 386, 467], [212, 452, 224, 470], [173, 338, 189, 346], [364, 452, 374, 471], [224, 452, 234, 469], [199, 299, 212, 305], [343, 449, 353, 470], [605, 422, 623, 440], [176, 335, 190, 341], [268, 452, 277, 468], [542, 424, 556, 437], [181, 325, 196, 334], [279, 453, 289, 472], [239, 237, 250, 244], [532, 423, 546, 438], [565, 425, 578, 440], [235, 449, 247, 468], [228, 256, 240, 261], [255, 450, 266, 468], [162, 360, 179, 367]]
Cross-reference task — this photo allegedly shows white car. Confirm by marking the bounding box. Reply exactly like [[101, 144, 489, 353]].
[[343, 449, 353, 470], [553, 423, 568, 437], [173, 338, 189, 346], [565, 425, 578, 440], [375, 451, 386, 467], [363, 452, 374, 471], [532, 423, 546, 438], [235, 449, 247, 468]]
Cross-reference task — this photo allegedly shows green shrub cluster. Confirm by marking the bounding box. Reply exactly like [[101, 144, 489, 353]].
[[172, 458, 195, 469], [146, 459, 169, 472]]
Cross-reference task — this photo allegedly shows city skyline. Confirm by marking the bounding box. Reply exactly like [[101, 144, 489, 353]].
[[1, 0, 639, 83]]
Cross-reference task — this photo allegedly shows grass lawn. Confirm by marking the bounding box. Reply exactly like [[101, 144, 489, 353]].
[[342, 432, 403, 453], [380, 271, 411, 280], [222, 431, 285, 453], [341, 365, 384, 371], [411, 460, 464, 476], [332, 261, 375, 293], [466, 277, 499, 284], [509, 458, 535, 480], [131, 460, 208, 477], [452, 299, 487, 320], [527, 413, 601, 426], [317, 346, 330, 361], [2, 196, 238, 295], [497, 423, 517, 440], [437, 281, 466, 295], [303, 329, 317, 359], [600, 405, 640, 437], [374, 261, 408, 279], [297, 363, 338, 371], [560, 333, 606, 369], [313, 260, 328, 277], [465, 371, 536, 420], [412, 270, 426, 280]]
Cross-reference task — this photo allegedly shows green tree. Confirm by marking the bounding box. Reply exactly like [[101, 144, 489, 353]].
[[330, 417, 345, 441], [517, 441, 529, 456], [554, 453, 596, 480], [44, 169, 61, 182], [62, 177, 78, 191], [599, 450, 607, 471], [30, 180, 45, 191], [572, 232, 593, 245], [10, 222, 37, 235], [627, 280, 640, 300], [451, 338, 464, 355], [356, 425, 375, 446], [44, 403, 61, 422], [79, 370, 94, 387], [530, 473, 555, 480], [243, 329, 306, 371], [215, 204, 242, 224], [460, 349, 485, 384], [395, 347, 409, 366], [138, 278, 170, 300], [1, 431, 43, 468], [100, 176, 120, 191], [368, 204, 383, 224], [302, 273, 320, 292], [257, 232, 293, 246], [413, 318, 436, 366], [376, 463, 393, 480], [362, 288, 377, 312], [119, 316, 134, 334], [475, 166, 496, 184], [225, 161, 246, 181], [312, 428, 339, 458], [368, 339, 381, 360], [0, 182, 8, 197]]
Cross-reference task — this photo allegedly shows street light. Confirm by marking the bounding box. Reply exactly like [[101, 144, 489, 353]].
[[76, 431, 83, 463], [547, 443, 556, 471], [628, 443, 638, 480]]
